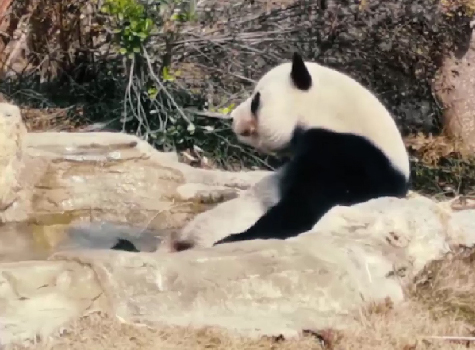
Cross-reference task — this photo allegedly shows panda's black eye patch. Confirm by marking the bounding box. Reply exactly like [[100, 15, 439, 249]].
[[250, 92, 260, 117]]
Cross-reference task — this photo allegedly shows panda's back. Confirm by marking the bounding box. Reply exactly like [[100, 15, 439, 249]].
[[301, 62, 410, 179]]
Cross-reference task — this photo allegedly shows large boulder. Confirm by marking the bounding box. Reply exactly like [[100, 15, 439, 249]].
[[0, 102, 269, 260], [1, 102, 475, 347], [2, 194, 475, 345]]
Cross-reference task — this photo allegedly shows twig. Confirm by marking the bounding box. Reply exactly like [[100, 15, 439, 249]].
[[122, 56, 136, 131], [450, 195, 475, 211], [184, 108, 232, 119], [424, 335, 475, 342], [143, 48, 192, 125]]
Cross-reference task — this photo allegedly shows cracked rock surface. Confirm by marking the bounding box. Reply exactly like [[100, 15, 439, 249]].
[[1, 102, 475, 346]]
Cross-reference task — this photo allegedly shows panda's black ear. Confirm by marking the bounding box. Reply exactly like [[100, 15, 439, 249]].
[[290, 52, 312, 91]]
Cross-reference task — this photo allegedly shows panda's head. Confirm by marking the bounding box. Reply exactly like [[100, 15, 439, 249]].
[[230, 52, 312, 155]]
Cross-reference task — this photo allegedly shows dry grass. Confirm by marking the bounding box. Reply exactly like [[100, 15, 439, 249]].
[[412, 246, 475, 325], [8, 312, 323, 350], [5, 301, 473, 350], [404, 133, 473, 165], [7, 248, 475, 350], [405, 133, 475, 198], [0, 93, 88, 132], [20, 106, 88, 132], [337, 301, 471, 350]]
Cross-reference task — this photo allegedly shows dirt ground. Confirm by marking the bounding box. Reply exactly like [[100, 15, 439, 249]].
[[6, 247, 475, 350]]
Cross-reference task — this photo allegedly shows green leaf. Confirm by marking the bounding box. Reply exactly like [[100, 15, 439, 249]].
[[187, 123, 196, 132], [218, 103, 236, 115], [148, 87, 158, 99]]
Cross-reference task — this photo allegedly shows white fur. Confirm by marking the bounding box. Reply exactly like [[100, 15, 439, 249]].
[[231, 61, 410, 179], [175, 172, 281, 248]]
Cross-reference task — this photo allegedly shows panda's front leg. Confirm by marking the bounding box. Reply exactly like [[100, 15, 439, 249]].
[[213, 197, 316, 246], [213, 232, 250, 245], [212, 216, 278, 246], [213, 184, 335, 247], [212, 205, 284, 246]]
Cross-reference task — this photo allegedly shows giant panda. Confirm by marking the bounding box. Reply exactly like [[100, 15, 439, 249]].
[[210, 52, 410, 246], [62, 52, 410, 253]]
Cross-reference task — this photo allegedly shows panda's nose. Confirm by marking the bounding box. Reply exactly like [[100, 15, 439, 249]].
[[237, 128, 252, 137], [236, 123, 258, 137], [234, 117, 257, 137]]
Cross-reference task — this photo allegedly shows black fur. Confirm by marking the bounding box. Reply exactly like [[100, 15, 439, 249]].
[[213, 127, 409, 245], [111, 238, 139, 252], [290, 52, 312, 91], [251, 92, 260, 116]]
